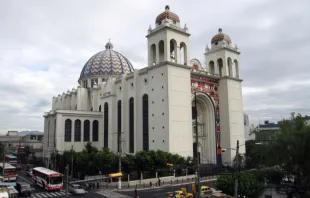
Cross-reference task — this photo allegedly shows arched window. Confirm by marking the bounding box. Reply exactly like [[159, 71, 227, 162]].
[[150, 44, 156, 66], [117, 100, 122, 152], [234, 59, 239, 78], [158, 40, 165, 63], [92, 120, 99, 142], [74, 119, 81, 142], [170, 39, 177, 63], [129, 97, 134, 153], [180, 42, 187, 65], [142, 95, 149, 151], [64, 119, 72, 142], [104, 103, 109, 148], [217, 58, 223, 77], [91, 79, 94, 87], [99, 105, 102, 112], [84, 120, 90, 142], [227, 57, 233, 77], [209, 61, 215, 74]]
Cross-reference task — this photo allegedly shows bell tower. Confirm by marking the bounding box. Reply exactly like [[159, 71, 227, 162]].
[[146, 5, 191, 66], [205, 28, 245, 164]]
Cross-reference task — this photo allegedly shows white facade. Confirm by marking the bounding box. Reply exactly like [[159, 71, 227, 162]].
[[43, 6, 245, 165]]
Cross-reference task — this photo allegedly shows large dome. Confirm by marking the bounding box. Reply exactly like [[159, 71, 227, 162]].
[[79, 41, 134, 82]]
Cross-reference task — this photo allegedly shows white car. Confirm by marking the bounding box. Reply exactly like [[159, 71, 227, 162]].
[[68, 184, 86, 195]]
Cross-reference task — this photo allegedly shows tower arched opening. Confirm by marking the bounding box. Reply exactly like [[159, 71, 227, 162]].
[[191, 92, 216, 164]]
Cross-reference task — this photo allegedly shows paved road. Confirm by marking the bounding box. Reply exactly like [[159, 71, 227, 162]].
[[118, 180, 216, 198], [16, 170, 109, 198]]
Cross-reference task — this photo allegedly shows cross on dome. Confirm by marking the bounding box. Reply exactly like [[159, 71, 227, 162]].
[[105, 39, 114, 50]]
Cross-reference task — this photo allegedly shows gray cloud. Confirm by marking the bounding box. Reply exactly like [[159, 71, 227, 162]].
[[0, 0, 309, 133]]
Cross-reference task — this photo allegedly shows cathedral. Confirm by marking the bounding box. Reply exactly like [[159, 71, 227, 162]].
[[43, 5, 245, 165]]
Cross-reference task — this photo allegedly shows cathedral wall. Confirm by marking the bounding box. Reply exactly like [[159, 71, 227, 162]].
[[55, 111, 103, 152], [218, 78, 245, 164], [71, 92, 77, 110], [77, 87, 90, 111], [167, 65, 192, 157], [147, 66, 170, 152]]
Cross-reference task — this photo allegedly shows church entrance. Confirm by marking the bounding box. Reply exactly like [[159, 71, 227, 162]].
[[192, 92, 216, 164]]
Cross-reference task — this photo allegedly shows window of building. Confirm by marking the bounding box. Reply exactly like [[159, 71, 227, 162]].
[[129, 97, 134, 153], [74, 119, 81, 142], [64, 119, 72, 142], [30, 135, 36, 140], [142, 94, 149, 151], [84, 120, 90, 142], [117, 100, 122, 152], [104, 103, 109, 148], [92, 120, 99, 142]]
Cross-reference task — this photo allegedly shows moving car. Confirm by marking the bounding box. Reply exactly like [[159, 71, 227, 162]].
[[68, 184, 86, 195], [168, 188, 193, 198], [15, 182, 32, 197]]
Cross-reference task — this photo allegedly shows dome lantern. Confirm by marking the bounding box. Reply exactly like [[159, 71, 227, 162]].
[[155, 5, 180, 26]]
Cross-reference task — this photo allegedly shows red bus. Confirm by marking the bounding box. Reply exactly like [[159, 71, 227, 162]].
[[5, 155, 17, 166], [0, 163, 17, 181], [32, 167, 63, 191]]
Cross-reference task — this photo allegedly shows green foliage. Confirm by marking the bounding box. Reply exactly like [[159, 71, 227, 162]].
[[216, 170, 264, 197], [54, 143, 189, 178], [264, 113, 310, 191]]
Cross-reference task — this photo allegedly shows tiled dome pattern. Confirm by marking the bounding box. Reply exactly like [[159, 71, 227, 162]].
[[79, 42, 134, 80], [156, 5, 180, 24]]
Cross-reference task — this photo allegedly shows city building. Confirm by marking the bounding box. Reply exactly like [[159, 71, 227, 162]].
[[43, 5, 245, 165], [255, 120, 280, 141], [244, 114, 255, 140]]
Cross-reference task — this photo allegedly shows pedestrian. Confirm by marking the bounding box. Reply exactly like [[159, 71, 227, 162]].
[[158, 178, 161, 186], [134, 188, 138, 198]]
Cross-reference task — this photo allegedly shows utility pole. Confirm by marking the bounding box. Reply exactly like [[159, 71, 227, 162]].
[[118, 131, 123, 190], [194, 91, 200, 198], [71, 145, 73, 180], [65, 164, 69, 198], [2, 143, 5, 177], [54, 148, 57, 171], [234, 140, 240, 198]]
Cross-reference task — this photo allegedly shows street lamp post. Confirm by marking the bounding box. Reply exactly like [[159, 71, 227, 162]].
[[193, 87, 201, 198]]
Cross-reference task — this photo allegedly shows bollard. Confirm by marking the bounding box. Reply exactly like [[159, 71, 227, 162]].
[[150, 181, 152, 188]]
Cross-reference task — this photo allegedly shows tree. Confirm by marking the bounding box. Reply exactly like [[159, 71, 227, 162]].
[[264, 113, 310, 193], [244, 140, 265, 169], [216, 170, 264, 197]]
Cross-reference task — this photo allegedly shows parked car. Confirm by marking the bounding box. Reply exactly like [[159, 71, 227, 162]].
[[68, 184, 86, 195], [15, 182, 32, 197]]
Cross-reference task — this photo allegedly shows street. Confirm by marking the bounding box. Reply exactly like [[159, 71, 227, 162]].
[[118, 180, 216, 198], [16, 170, 110, 198]]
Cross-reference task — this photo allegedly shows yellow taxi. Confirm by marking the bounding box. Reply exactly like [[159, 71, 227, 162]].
[[200, 185, 214, 195], [168, 188, 193, 198]]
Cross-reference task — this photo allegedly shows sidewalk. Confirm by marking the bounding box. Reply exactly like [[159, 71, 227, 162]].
[[95, 175, 217, 191], [260, 188, 286, 198]]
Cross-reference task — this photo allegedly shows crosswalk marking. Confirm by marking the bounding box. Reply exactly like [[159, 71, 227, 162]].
[[30, 190, 71, 198], [40, 193, 48, 197]]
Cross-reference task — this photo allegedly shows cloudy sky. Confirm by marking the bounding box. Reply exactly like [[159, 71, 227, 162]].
[[0, 0, 309, 133]]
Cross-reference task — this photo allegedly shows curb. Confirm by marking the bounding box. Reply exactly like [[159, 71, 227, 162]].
[[117, 178, 217, 192]]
